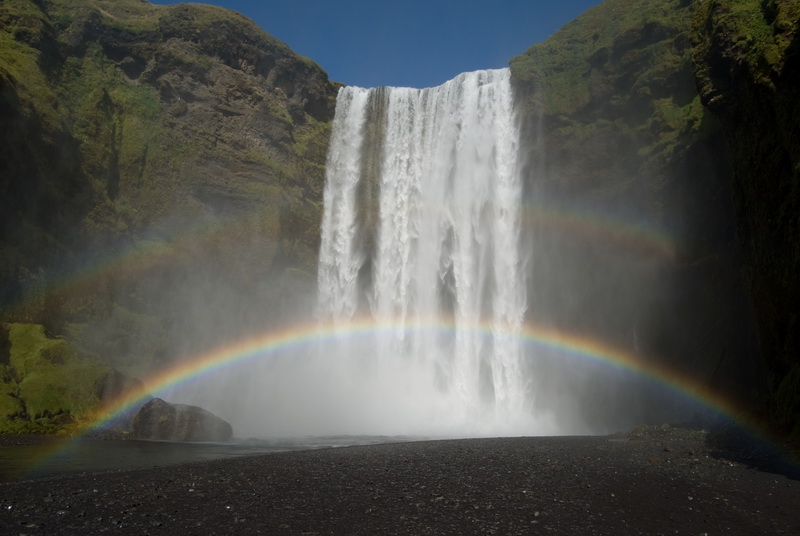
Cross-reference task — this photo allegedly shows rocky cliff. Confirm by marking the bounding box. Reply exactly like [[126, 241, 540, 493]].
[[0, 0, 338, 432], [693, 0, 800, 438], [511, 0, 799, 439], [0, 0, 338, 373]]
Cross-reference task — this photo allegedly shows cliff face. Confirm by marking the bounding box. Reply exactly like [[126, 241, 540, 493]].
[[0, 0, 338, 383], [510, 0, 759, 405], [693, 0, 800, 438], [511, 0, 799, 438]]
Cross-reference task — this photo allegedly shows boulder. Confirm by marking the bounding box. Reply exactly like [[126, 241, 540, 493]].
[[132, 398, 232, 442]]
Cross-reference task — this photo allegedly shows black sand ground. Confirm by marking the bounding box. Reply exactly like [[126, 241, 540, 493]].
[[1, 428, 798, 535]]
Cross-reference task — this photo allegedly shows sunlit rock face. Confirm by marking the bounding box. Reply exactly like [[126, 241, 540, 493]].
[[0, 0, 339, 378]]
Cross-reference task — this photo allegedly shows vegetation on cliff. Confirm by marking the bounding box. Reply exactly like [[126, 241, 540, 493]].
[[0, 323, 140, 434], [511, 0, 799, 442], [0, 0, 339, 413], [509, 0, 769, 434], [510, 0, 714, 197]]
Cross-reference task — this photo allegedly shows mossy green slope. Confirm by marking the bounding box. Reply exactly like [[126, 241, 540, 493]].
[[0, 323, 139, 434], [511, 0, 712, 197], [0, 0, 339, 380]]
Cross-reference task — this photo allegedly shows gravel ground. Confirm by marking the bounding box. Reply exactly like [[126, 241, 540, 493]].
[[1, 428, 798, 535]]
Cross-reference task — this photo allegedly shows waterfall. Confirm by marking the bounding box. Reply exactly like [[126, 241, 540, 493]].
[[317, 68, 538, 435], [157, 69, 699, 440]]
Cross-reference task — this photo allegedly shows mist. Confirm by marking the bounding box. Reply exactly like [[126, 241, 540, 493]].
[[150, 68, 730, 441]]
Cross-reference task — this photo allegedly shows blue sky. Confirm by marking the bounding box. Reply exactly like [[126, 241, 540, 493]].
[[150, 1, 603, 88]]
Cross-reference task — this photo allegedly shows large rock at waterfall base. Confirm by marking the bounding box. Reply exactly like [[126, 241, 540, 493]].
[[132, 398, 232, 442]]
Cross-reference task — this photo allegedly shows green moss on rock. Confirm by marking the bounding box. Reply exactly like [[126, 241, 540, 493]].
[[0, 323, 114, 433]]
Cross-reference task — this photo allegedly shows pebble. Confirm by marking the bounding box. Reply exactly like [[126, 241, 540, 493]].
[[0, 433, 797, 535]]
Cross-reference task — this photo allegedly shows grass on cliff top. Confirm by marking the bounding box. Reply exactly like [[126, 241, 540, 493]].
[[46, 0, 303, 64]]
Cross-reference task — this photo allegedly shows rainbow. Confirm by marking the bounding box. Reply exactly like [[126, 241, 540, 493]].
[[521, 202, 677, 260], [19, 316, 771, 481], [2, 202, 676, 320], [2, 209, 278, 318], [81, 317, 740, 435]]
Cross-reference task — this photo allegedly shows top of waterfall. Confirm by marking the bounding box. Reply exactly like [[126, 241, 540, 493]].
[[344, 68, 510, 92], [149, 0, 603, 89]]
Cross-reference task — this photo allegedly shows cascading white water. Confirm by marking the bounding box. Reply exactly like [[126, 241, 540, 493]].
[[317, 69, 544, 435]]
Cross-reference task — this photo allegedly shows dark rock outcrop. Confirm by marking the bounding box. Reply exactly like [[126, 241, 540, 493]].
[[132, 397, 232, 442]]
